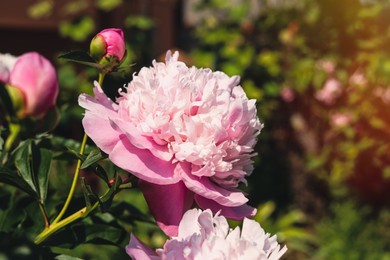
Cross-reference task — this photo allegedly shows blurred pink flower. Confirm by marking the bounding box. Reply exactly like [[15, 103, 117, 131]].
[[373, 87, 390, 104], [79, 51, 262, 236], [330, 113, 352, 127], [315, 78, 342, 105], [127, 208, 287, 260], [317, 60, 335, 74], [280, 86, 295, 102], [90, 28, 126, 63], [349, 69, 367, 86], [0, 52, 59, 118]]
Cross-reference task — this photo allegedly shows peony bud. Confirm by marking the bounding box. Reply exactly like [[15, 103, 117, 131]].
[[90, 28, 126, 67], [0, 52, 59, 118]]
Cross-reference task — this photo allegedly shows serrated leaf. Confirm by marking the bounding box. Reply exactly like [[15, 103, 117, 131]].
[[81, 148, 104, 169], [58, 51, 102, 68]]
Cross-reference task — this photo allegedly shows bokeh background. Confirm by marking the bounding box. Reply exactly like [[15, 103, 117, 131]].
[[1, 0, 389, 259]]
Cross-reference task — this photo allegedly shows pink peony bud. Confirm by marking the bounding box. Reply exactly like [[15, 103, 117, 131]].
[[127, 208, 287, 260], [0, 52, 59, 118], [90, 28, 126, 64]]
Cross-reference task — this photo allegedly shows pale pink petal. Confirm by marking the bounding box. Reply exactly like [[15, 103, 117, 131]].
[[109, 118, 173, 161], [78, 85, 118, 118], [178, 162, 248, 207], [109, 136, 180, 185], [139, 180, 194, 237], [0, 53, 17, 83], [126, 234, 159, 260], [82, 112, 121, 154], [194, 195, 256, 220]]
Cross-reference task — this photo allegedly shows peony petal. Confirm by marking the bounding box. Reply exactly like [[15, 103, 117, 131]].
[[110, 136, 180, 185], [126, 234, 159, 260], [109, 118, 173, 161], [178, 162, 248, 207], [194, 195, 256, 220], [78, 85, 118, 118], [139, 180, 194, 237], [82, 112, 121, 154]]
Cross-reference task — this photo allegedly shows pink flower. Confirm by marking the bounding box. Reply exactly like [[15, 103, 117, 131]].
[[127, 208, 287, 260], [0, 52, 59, 118], [280, 86, 295, 103], [315, 78, 342, 105], [316, 60, 335, 74], [330, 113, 352, 127], [79, 51, 262, 236], [90, 28, 126, 63]]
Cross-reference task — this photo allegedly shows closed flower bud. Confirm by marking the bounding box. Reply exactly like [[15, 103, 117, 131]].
[[90, 28, 126, 68], [0, 52, 59, 118]]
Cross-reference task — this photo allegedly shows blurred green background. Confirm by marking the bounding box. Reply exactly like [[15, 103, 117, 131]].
[[1, 0, 389, 259]]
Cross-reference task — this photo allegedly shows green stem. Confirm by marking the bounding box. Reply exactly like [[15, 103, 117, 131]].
[[1, 122, 20, 164], [35, 202, 99, 244], [52, 133, 88, 225], [38, 202, 50, 228], [37, 72, 107, 241], [98, 72, 106, 86]]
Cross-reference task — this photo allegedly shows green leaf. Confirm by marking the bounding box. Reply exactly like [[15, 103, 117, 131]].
[[14, 140, 37, 195], [58, 51, 102, 68], [81, 177, 98, 210], [31, 144, 52, 202], [98, 172, 122, 212], [0, 167, 37, 198], [81, 148, 104, 169], [55, 255, 84, 260], [91, 164, 109, 184]]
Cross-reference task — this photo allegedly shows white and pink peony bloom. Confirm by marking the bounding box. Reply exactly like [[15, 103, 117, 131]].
[[79, 51, 262, 236], [127, 208, 287, 260], [0, 52, 58, 118]]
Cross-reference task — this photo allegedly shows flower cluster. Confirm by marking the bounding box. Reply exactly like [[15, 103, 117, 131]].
[[127, 208, 287, 260], [79, 50, 262, 236]]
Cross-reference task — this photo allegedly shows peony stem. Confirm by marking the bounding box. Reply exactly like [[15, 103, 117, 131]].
[[1, 122, 20, 164], [51, 133, 88, 225], [38, 201, 50, 228], [34, 202, 99, 244], [36, 72, 107, 243], [43, 72, 106, 230]]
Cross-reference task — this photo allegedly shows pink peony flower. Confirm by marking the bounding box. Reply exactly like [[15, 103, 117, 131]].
[[315, 78, 342, 105], [90, 28, 126, 63], [0, 52, 59, 118], [127, 208, 287, 260], [79, 51, 262, 236], [330, 113, 352, 127], [280, 86, 295, 103], [316, 60, 335, 74]]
